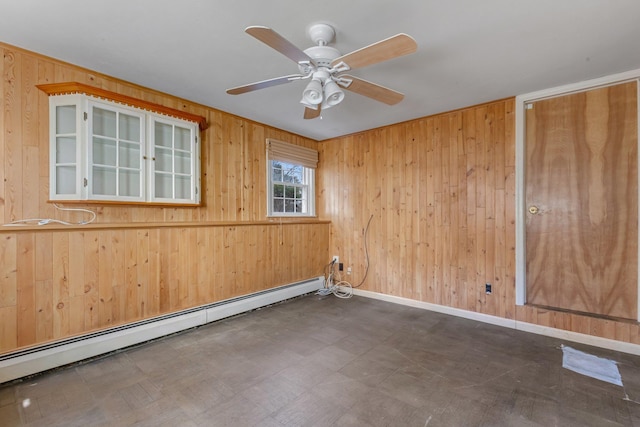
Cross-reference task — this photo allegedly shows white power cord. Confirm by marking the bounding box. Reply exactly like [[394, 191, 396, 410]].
[[317, 260, 354, 299], [316, 214, 374, 299], [3, 203, 97, 227]]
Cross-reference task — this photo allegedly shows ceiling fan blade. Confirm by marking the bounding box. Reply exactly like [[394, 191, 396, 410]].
[[331, 34, 417, 71], [304, 105, 321, 120], [226, 74, 306, 95], [339, 75, 404, 105], [245, 26, 314, 65]]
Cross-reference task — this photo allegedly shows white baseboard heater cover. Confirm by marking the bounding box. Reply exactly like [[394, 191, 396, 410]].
[[0, 277, 323, 383]]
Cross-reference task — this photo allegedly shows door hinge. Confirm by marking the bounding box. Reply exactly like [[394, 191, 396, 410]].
[[83, 177, 88, 187], [84, 112, 88, 120], [195, 186, 198, 195]]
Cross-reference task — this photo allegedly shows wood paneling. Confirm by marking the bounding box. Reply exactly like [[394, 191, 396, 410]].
[[0, 222, 328, 353], [0, 42, 328, 354], [319, 100, 516, 317], [319, 97, 640, 345], [525, 82, 638, 319]]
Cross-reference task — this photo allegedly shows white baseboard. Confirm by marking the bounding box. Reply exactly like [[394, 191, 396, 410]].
[[0, 277, 324, 383], [353, 289, 640, 356]]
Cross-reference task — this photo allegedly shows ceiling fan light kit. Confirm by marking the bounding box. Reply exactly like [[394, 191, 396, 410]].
[[226, 23, 417, 120]]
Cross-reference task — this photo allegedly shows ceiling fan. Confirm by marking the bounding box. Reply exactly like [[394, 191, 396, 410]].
[[226, 23, 417, 119]]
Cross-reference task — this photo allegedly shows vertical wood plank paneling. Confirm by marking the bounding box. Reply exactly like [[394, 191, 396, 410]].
[[111, 230, 126, 325], [124, 229, 140, 320], [16, 234, 35, 347], [320, 96, 640, 345], [0, 47, 5, 226], [83, 231, 100, 330], [0, 233, 17, 351], [98, 231, 114, 326], [35, 280, 53, 342], [4, 48, 23, 222], [147, 228, 160, 316], [0, 234, 17, 309], [0, 307, 17, 352], [52, 232, 69, 339]]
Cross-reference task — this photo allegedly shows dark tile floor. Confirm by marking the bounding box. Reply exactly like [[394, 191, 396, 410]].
[[2, 294, 640, 426]]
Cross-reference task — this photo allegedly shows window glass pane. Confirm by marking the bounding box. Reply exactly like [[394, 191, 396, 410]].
[[175, 151, 191, 174], [56, 166, 76, 194], [119, 170, 140, 197], [155, 173, 172, 198], [295, 187, 302, 199], [284, 165, 303, 183], [273, 198, 284, 212], [174, 126, 190, 151], [119, 142, 141, 169], [285, 185, 295, 198], [155, 147, 172, 172], [119, 114, 140, 142], [93, 137, 117, 166], [56, 105, 76, 134], [295, 201, 303, 213], [155, 122, 173, 147], [56, 136, 76, 163], [93, 166, 117, 195], [272, 163, 283, 182], [285, 199, 295, 212], [273, 184, 284, 198], [175, 176, 191, 199], [93, 108, 117, 138]]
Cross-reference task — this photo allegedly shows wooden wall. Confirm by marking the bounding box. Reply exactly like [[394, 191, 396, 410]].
[[3, 40, 637, 354], [318, 98, 640, 345], [0, 43, 329, 354]]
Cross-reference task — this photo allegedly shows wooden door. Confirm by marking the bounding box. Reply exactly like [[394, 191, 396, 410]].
[[525, 81, 638, 320]]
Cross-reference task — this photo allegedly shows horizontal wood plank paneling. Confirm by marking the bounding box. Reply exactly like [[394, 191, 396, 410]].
[[0, 42, 328, 354], [318, 98, 640, 346]]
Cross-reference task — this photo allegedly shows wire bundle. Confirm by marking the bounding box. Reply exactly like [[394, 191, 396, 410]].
[[316, 214, 374, 299], [317, 259, 353, 299], [3, 203, 96, 227]]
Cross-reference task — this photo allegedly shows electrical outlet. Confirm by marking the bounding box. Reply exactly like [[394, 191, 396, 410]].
[[332, 255, 339, 264], [485, 283, 492, 294], [347, 267, 352, 275], [339, 263, 344, 271]]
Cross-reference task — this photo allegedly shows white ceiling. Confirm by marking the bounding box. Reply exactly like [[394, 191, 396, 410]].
[[1, 1, 640, 141]]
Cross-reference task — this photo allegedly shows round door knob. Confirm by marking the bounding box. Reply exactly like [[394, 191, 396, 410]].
[[528, 206, 539, 215]]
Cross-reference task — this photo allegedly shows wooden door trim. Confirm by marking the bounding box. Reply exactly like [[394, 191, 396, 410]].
[[514, 68, 640, 319]]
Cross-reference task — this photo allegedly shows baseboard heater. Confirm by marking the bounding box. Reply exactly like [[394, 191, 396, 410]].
[[0, 276, 324, 384]]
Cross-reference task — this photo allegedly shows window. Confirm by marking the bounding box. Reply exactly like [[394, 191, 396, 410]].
[[45, 89, 201, 205], [266, 139, 318, 217]]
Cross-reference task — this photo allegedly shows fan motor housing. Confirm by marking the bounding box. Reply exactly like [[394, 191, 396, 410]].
[[302, 45, 341, 68]]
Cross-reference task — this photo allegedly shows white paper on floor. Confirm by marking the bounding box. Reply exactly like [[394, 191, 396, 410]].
[[561, 345, 623, 386]]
